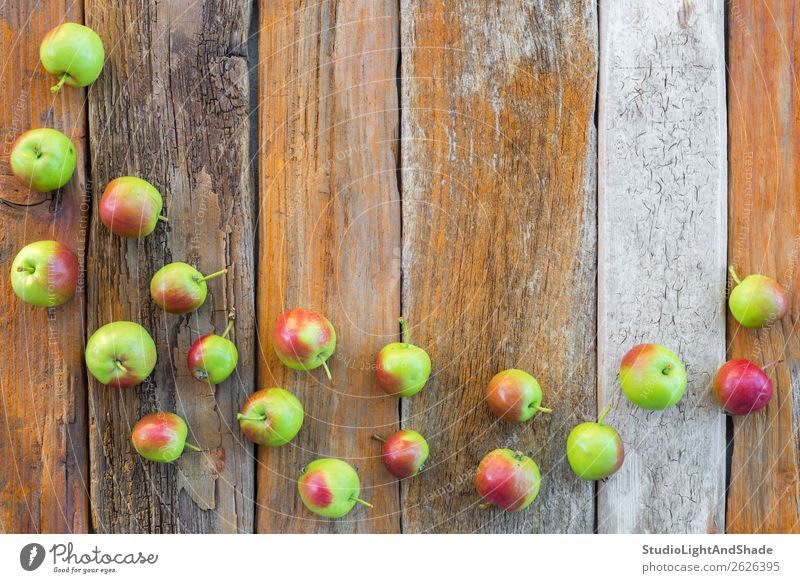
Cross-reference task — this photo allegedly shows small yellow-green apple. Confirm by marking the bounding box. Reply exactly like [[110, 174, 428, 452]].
[[728, 267, 788, 329], [486, 368, 552, 422], [10, 128, 76, 192], [188, 315, 238, 384], [712, 358, 774, 415], [131, 412, 200, 463], [272, 308, 336, 380], [566, 405, 624, 480], [619, 343, 687, 410], [373, 430, 429, 479], [238, 388, 304, 447], [475, 449, 540, 512], [85, 321, 157, 388], [375, 317, 431, 397], [150, 262, 227, 314], [297, 458, 372, 518], [10, 240, 79, 307], [40, 23, 104, 93], [99, 177, 167, 237]]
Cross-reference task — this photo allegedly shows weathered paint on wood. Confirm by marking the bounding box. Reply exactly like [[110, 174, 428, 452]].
[[0, 1, 89, 534], [726, 0, 800, 534], [85, 0, 255, 533], [400, 0, 598, 533], [256, 0, 402, 533], [597, 0, 727, 533]]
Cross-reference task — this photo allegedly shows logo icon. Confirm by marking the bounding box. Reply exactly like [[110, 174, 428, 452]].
[[19, 543, 45, 571]]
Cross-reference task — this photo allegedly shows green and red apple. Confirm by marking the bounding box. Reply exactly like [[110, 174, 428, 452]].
[[566, 405, 624, 480], [85, 321, 157, 388], [10, 240, 79, 307], [272, 308, 336, 380], [297, 458, 371, 518], [486, 368, 551, 422], [475, 449, 540, 512], [713, 359, 774, 415], [99, 177, 167, 237], [40, 22, 105, 93], [188, 316, 238, 384], [238, 388, 304, 447], [619, 343, 687, 410], [375, 429, 429, 479], [131, 412, 200, 463], [150, 262, 227, 314], [728, 267, 789, 329], [10, 128, 76, 192], [375, 317, 431, 397]]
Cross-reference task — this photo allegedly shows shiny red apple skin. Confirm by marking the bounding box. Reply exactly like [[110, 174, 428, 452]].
[[475, 449, 540, 512], [99, 176, 164, 237], [380, 430, 429, 479], [712, 359, 773, 415], [131, 412, 190, 463], [486, 369, 550, 422], [271, 308, 336, 376]]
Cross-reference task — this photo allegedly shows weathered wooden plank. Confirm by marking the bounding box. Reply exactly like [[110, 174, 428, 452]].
[[597, 0, 727, 533], [726, 0, 800, 534], [257, 0, 401, 532], [85, 0, 255, 533], [400, 0, 598, 533], [0, 2, 89, 534]]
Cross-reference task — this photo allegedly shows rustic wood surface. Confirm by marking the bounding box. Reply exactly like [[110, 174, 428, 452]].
[[597, 0, 727, 533], [85, 0, 255, 533], [256, 0, 402, 533], [726, 0, 800, 534], [0, 1, 89, 534], [400, 0, 598, 533]]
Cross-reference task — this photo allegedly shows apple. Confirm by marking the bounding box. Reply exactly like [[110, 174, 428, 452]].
[[297, 458, 372, 518], [375, 317, 431, 397], [728, 267, 789, 329], [150, 262, 227, 314], [272, 308, 336, 380], [131, 412, 200, 463], [566, 405, 624, 480], [619, 343, 687, 410], [10, 128, 76, 192], [486, 368, 552, 422], [99, 177, 167, 237], [713, 358, 774, 415], [85, 321, 157, 388], [373, 430, 429, 479], [187, 314, 238, 384], [237, 387, 304, 446], [40, 22, 105, 93], [475, 449, 540, 512], [10, 240, 79, 307]]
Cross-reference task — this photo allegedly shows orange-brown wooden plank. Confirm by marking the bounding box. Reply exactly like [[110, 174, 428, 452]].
[[0, 2, 88, 533], [85, 0, 255, 532], [257, 0, 401, 532], [726, 0, 800, 533], [400, 0, 598, 532]]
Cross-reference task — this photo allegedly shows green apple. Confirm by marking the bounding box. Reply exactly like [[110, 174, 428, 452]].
[[298, 458, 371, 518], [728, 267, 789, 329], [10, 128, 76, 192], [619, 343, 687, 410], [566, 405, 624, 480], [150, 262, 227, 314], [131, 412, 200, 463], [40, 22, 105, 93], [85, 321, 157, 388], [238, 388, 304, 447], [272, 308, 337, 379], [99, 177, 167, 237], [486, 368, 552, 422], [10, 240, 79, 307], [187, 316, 238, 384], [375, 317, 431, 397]]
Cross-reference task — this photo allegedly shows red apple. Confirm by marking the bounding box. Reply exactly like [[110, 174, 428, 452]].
[[272, 308, 336, 380], [486, 368, 552, 422], [99, 176, 167, 237], [475, 449, 540, 512], [712, 359, 774, 415], [374, 430, 429, 479]]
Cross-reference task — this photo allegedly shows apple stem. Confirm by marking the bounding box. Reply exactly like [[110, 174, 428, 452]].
[[185, 442, 202, 452], [222, 320, 235, 339], [728, 266, 742, 285], [536, 405, 553, 414], [198, 268, 227, 282], [236, 412, 266, 422], [114, 360, 127, 373], [50, 73, 68, 94], [16, 266, 34, 273], [399, 316, 410, 347], [352, 497, 373, 508], [478, 502, 492, 510], [372, 434, 386, 443], [662, 364, 672, 375], [597, 404, 612, 425], [320, 359, 332, 381], [158, 214, 169, 222]]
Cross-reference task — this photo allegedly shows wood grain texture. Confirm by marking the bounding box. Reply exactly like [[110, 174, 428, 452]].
[[0, 1, 89, 534], [726, 0, 800, 534], [597, 0, 727, 533], [85, 0, 255, 533], [400, 0, 598, 533], [257, 0, 401, 532]]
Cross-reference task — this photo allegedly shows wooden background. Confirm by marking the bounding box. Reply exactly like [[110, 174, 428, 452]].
[[0, 0, 798, 534]]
